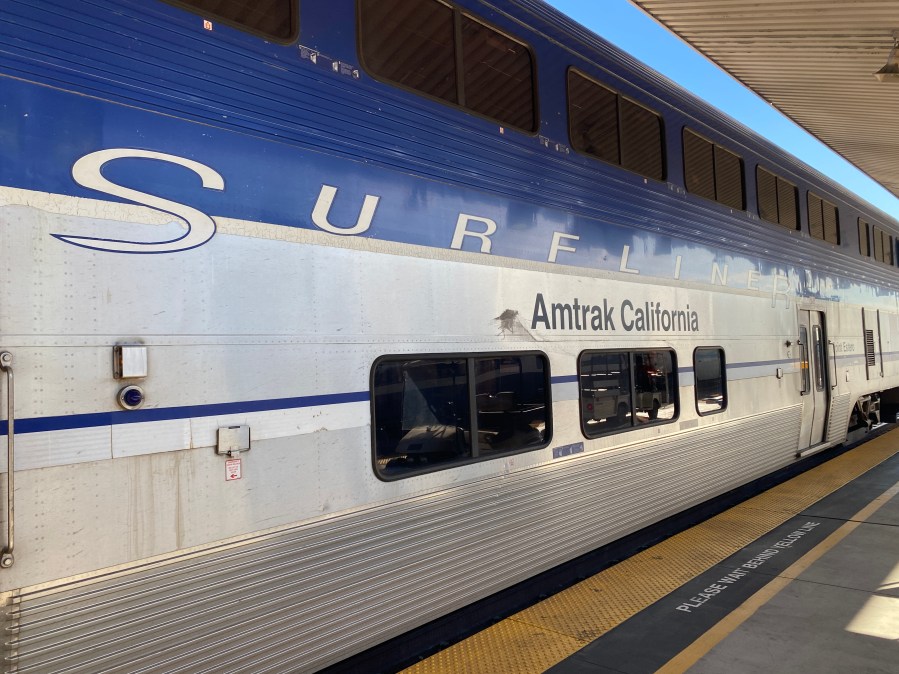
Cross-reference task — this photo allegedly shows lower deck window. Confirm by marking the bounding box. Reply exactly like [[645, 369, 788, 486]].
[[373, 353, 550, 478], [694, 348, 727, 415], [579, 349, 677, 438]]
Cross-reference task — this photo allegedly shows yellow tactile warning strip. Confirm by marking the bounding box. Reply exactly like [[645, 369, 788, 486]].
[[401, 430, 899, 674]]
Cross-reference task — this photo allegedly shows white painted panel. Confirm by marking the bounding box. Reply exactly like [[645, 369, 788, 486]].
[[189, 400, 369, 449], [551, 380, 578, 402], [112, 419, 191, 458], [1, 426, 112, 472]]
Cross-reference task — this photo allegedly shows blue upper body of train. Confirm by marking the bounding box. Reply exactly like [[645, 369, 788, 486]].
[[0, 0, 896, 303]]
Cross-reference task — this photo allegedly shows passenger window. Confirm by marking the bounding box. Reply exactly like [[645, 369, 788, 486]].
[[579, 349, 677, 438], [460, 15, 535, 131], [683, 129, 715, 201], [620, 98, 664, 180], [568, 72, 619, 164], [359, 0, 536, 132], [166, 0, 297, 41], [568, 69, 665, 181], [373, 353, 550, 478], [358, 0, 456, 104], [859, 219, 871, 257], [776, 175, 799, 229], [683, 129, 744, 209], [694, 348, 726, 415], [808, 192, 840, 245], [874, 225, 884, 261], [475, 356, 548, 453], [579, 352, 631, 432], [756, 166, 798, 230], [714, 145, 744, 209], [823, 201, 839, 244], [873, 226, 894, 265]]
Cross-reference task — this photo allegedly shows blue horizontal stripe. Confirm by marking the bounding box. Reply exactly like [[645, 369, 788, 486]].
[[551, 375, 579, 384], [727, 358, 796, 369], [0, 391, 370, 436], [0, 351, 856, 437], [563, 357, 799, 381]]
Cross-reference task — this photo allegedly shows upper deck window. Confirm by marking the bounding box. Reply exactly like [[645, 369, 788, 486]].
[[873, 225, 894, 265], [358, 0, 536, 132], [166, 0, 297, 41], [682, 129, 744, 210], [808, 192, 840, 245], [568, 70, 665, 181], [859, 219, 871, 257], [756, 167, 798, 230], [460, 16, 535, 130]]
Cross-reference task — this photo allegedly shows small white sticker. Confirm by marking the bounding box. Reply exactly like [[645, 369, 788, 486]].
[[225, 458, 242, 481], [203, 19, 213, 31]]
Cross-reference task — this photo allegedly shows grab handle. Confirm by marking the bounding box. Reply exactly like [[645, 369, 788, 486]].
[[1, 351, 14, 568], [798, 339, 810, 395], [828, 341, 838, 391]]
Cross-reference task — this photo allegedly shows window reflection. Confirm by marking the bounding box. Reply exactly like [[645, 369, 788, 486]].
[[694, 348, 727, 415], [579, 350, 677, 438], [374, 353, 550, 477]]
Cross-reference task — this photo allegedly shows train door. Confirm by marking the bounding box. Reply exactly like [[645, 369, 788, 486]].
[[798, 310, 830, 450]]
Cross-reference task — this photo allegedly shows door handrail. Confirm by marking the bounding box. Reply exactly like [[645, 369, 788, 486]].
[[1, 351, 14, 569], [828, 341, 838, 391]]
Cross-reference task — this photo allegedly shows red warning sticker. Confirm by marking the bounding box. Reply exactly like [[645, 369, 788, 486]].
[[225, 458, 242, 481]]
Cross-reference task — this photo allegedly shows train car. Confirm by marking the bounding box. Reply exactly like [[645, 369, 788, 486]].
[[1, 0, 898, 671]]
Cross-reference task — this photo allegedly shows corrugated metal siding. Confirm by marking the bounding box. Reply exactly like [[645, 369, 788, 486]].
[[827, 393, 852, 443], [5, 408, 801, 673], [633, 1, 899, 197]]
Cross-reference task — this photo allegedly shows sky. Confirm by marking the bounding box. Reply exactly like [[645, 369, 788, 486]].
[[546, 0, 899, 222]]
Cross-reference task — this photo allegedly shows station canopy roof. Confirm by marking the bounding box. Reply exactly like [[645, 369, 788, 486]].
[[631, 1, 899, 198]]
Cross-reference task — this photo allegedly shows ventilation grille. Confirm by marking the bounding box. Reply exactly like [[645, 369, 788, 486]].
[[827, 394, 852, 443]]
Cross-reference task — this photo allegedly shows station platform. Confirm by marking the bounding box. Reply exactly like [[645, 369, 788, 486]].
[[401, 428, 899, 673]]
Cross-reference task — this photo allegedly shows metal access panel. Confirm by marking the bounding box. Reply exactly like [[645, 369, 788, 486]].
[[113, 345, 148, 379], [216, 425, 251, 456]]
